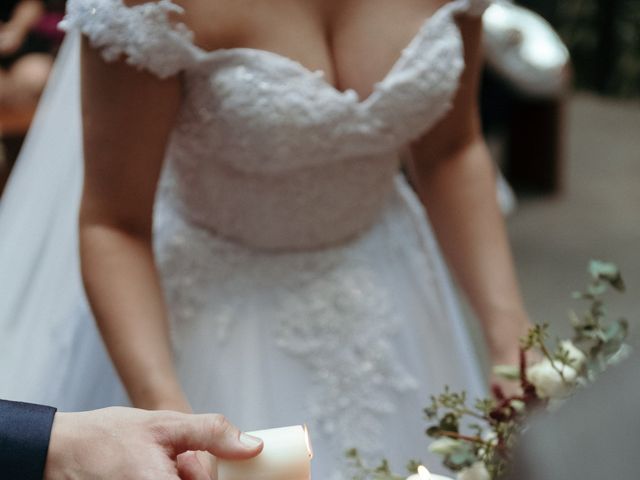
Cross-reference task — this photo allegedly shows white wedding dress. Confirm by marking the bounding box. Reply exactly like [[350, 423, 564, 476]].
[[0, 0, 490, 477]]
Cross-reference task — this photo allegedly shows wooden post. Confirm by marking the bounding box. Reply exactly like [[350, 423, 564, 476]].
[[596, 0, 619, 93], [504, 96, 566, 195]]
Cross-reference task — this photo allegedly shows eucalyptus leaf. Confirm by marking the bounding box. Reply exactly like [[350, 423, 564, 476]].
[[606, 344, 633, 365], [444, 448, 478, 471], [439, 413, 460, 433], [589, 260, 625, 292], [589, 260, 618, 279], [588, 283, 608, 297]]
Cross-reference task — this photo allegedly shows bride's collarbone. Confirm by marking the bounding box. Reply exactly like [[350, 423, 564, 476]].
[[168, 0, 453, 94]]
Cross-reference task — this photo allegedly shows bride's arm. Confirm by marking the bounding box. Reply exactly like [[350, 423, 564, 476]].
[[408, 16, 530, 366], [78, 38, 190, 412]]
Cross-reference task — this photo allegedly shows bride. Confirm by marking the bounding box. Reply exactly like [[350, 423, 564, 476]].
[[0, 0, 531, 477]]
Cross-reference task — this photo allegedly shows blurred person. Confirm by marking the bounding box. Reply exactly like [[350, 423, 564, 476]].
[[0, 0, 55, 106], [1, 398, 263, 480], [0, 0, 533, 477], [33, 1, 67, 47]]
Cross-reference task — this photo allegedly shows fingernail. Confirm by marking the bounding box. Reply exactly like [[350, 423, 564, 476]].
[[239, 433, 263, 448]]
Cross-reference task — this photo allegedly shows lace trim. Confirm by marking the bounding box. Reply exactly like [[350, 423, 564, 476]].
[[370, 0, 491, 147], [60, 0, 490, 82], [61, 0, 195, 78], [370, 11, 465, 147]]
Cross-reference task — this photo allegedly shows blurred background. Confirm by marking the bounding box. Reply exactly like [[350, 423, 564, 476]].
[[0, 0, 65, 189], [477, 0, 640, 359], [0, 0, 638, 354]]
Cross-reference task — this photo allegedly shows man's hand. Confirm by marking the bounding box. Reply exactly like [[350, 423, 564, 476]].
[[43, 407, 263, 480]]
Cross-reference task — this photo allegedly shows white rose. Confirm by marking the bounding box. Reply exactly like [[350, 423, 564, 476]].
[[457, 462, 490, 480], [482, 431, 498, 447], [527, 358, 578, 399], [476, 430, 498, 457], [429, 438, 466, 456], [559, 340, 587, 369]]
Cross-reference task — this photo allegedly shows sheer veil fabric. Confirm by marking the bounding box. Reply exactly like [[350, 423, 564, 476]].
[[0, 33, 127, 407]]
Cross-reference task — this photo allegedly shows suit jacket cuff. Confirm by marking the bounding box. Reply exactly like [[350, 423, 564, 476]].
[[0, 400, 57, 480]]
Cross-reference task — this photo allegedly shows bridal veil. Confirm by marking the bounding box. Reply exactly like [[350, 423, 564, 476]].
[[0, 33, 126, 407]]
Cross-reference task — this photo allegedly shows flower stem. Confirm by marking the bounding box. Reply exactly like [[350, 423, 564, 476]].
[[438, 431, 487, 444]]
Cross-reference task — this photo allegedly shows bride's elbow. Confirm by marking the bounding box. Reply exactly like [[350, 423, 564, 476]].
[[78, 198, 154, 260]]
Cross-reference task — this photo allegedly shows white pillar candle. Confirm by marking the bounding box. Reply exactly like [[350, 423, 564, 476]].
[[406, 465, 455, 480], [217, 425, 313, 480]]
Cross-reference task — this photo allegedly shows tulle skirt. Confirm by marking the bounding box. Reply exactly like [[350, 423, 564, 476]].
[[157, 176, 487, 478]]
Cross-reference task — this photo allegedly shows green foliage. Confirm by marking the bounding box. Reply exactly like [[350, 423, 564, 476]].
[[571, 261, 631, 375], [347, 261, 633, 480], [345, 449, 407, 480]]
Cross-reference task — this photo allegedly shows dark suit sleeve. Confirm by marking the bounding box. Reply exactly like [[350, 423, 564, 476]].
[[0, 400, 57, 480]]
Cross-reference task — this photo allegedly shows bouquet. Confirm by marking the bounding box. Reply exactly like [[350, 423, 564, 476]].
[[348, 261, 632, 480]]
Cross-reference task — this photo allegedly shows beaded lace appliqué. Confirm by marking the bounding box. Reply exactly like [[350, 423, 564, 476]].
[[155, 203, 419, 460], [61, 0, 195, 78]]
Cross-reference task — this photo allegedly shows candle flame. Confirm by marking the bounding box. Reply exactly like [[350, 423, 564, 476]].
[[303, 424, 314, 460], [417, 466, 431, 479]]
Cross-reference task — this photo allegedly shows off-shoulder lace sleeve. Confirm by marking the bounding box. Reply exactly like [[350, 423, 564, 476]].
[[60, 0, 197, 78]]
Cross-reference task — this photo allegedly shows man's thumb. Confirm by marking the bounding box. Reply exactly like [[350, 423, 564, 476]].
[[168, 413, 264, 459]]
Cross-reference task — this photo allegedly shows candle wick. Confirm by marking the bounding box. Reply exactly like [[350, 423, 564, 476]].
[[303, 424, 314, 459]]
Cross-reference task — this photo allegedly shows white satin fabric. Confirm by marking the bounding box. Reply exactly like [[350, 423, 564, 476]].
[[0, 1, 491, 478]]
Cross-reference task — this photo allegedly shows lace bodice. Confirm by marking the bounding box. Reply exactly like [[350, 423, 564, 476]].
[[62, 0, 490, 250]]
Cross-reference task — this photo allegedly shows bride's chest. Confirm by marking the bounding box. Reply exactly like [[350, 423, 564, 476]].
[[170, 7, 466, 174], [178, 0, 450, 100], [152, 0, 478, 249]]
